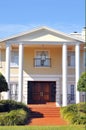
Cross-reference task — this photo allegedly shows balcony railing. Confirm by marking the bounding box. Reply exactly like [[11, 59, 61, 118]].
[[67, 94, 75, 104], [34, 58, 51, 67], [60, 94, 75, 105]]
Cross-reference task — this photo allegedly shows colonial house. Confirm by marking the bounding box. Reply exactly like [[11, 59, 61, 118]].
[[0, 26, 85, 107]]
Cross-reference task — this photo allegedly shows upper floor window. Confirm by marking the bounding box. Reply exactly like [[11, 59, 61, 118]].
[[68, 51, 75, 67], [34, 50, 51, 67], [10, 50, 19, 67]]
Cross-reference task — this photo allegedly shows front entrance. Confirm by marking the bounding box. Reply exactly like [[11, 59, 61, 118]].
[[28, 81, 56, 104]]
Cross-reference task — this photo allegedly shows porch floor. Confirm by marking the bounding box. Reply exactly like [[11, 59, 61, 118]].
[[28, 103, 67, 126]]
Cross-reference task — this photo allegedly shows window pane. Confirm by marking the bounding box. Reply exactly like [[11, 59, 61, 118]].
[[68, 55, 71, 66], [35, 58, 41, 66], [70, 85, 74, 100], [10, 51, 19, 67], [10, 83, 18, 101], [35, 51, 50, 67], [68, 52, 75, 67], [71, 55, 75, 66]]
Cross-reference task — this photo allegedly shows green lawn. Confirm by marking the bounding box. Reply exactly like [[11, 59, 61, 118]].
[[0, 125, 85, 130]]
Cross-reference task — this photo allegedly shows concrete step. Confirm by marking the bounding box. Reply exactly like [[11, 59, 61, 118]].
[[29, 105, 61, 118], [28, 104, 67, 125]]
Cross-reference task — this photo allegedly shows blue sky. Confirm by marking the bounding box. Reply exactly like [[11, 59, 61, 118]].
[[0, 0, 85, 38]]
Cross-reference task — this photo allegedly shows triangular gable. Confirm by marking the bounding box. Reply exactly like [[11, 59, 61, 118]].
[[0, 26, 84, 43], [12, 28, 73, 42]]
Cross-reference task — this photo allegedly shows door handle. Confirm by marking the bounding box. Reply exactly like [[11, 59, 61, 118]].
[[40, 92, 43, 96]]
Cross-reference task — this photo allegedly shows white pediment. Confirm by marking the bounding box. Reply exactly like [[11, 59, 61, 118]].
[[14, 31, 69, 42], [0, 26, 84, 43], [8, 27, 75, 42], [30, 34, 68, 42]]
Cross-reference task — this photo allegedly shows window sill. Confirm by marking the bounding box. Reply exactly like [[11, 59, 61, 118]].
[[34, 66, 51, 68], [10, 66, 19, 68], [68, 66, 75, 68]]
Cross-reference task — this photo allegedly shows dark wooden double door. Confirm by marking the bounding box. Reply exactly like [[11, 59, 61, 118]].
[[28, 81, 56, 104]]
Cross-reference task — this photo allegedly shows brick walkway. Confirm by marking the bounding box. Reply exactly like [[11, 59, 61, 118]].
[[28, 103, 67, 126]]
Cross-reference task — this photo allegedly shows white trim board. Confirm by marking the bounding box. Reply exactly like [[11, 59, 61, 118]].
[[10, 74, 75, 78]]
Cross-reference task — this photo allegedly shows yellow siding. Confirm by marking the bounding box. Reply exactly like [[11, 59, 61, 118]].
[[0, 47, 85, 77], [23, 47, 62, 75]]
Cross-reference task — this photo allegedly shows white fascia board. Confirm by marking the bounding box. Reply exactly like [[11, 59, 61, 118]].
[[0, 26, 85, 43]]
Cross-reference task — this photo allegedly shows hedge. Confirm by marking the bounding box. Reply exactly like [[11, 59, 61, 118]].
[[0, 100, 30, 125], [0, 109, 28, 125], [60, 102, 86, 125], [0, 100, 29, 112]]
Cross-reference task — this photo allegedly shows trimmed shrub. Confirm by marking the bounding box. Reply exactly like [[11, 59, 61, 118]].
[[0, 109, 28, 125], [0, 100, 30, 125], [77, 102, 86, 113], [60, 102, 86, 125], [0, 72, 8, 93], [0, 100, 29, 113], [60, 104, 78, 124], [0, 103, 5, 112], [72, 115, 86, 125], [60, 104, 78, 117]]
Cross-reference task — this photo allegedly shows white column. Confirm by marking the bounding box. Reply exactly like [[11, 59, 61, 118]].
[[75, 44, 80, 103], [5, 42, 10, 99], [62, 44, 67, 106], [18, 43, 23, 102]]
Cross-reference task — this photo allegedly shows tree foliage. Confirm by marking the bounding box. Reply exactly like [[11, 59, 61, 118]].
[[77, 72, 86, 92], [0, 72, 8, 93]]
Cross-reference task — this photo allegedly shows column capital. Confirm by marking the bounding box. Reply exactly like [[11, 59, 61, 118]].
[[63, 43, 67, 45], [6, 41, 13, 46], [19, 42, 23, 45], [75, 42, 81, 47]]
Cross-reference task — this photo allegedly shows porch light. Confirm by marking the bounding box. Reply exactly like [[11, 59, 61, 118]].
[[41, 51, 46, 61], [40, 51, 47, 66]]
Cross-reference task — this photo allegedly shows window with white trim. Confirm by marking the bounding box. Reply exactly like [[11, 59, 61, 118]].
[[68, 51, 75, 67], [34, 50, 51, 67], [10, 50, 19, 67], [70, 85, 75, 100], [9, 83, 18, 101]]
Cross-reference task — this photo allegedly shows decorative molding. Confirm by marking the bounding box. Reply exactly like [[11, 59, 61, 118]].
[[10, 74, 75, 78], [0, 26, 84, 43], [5, 40, 81, 45]]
